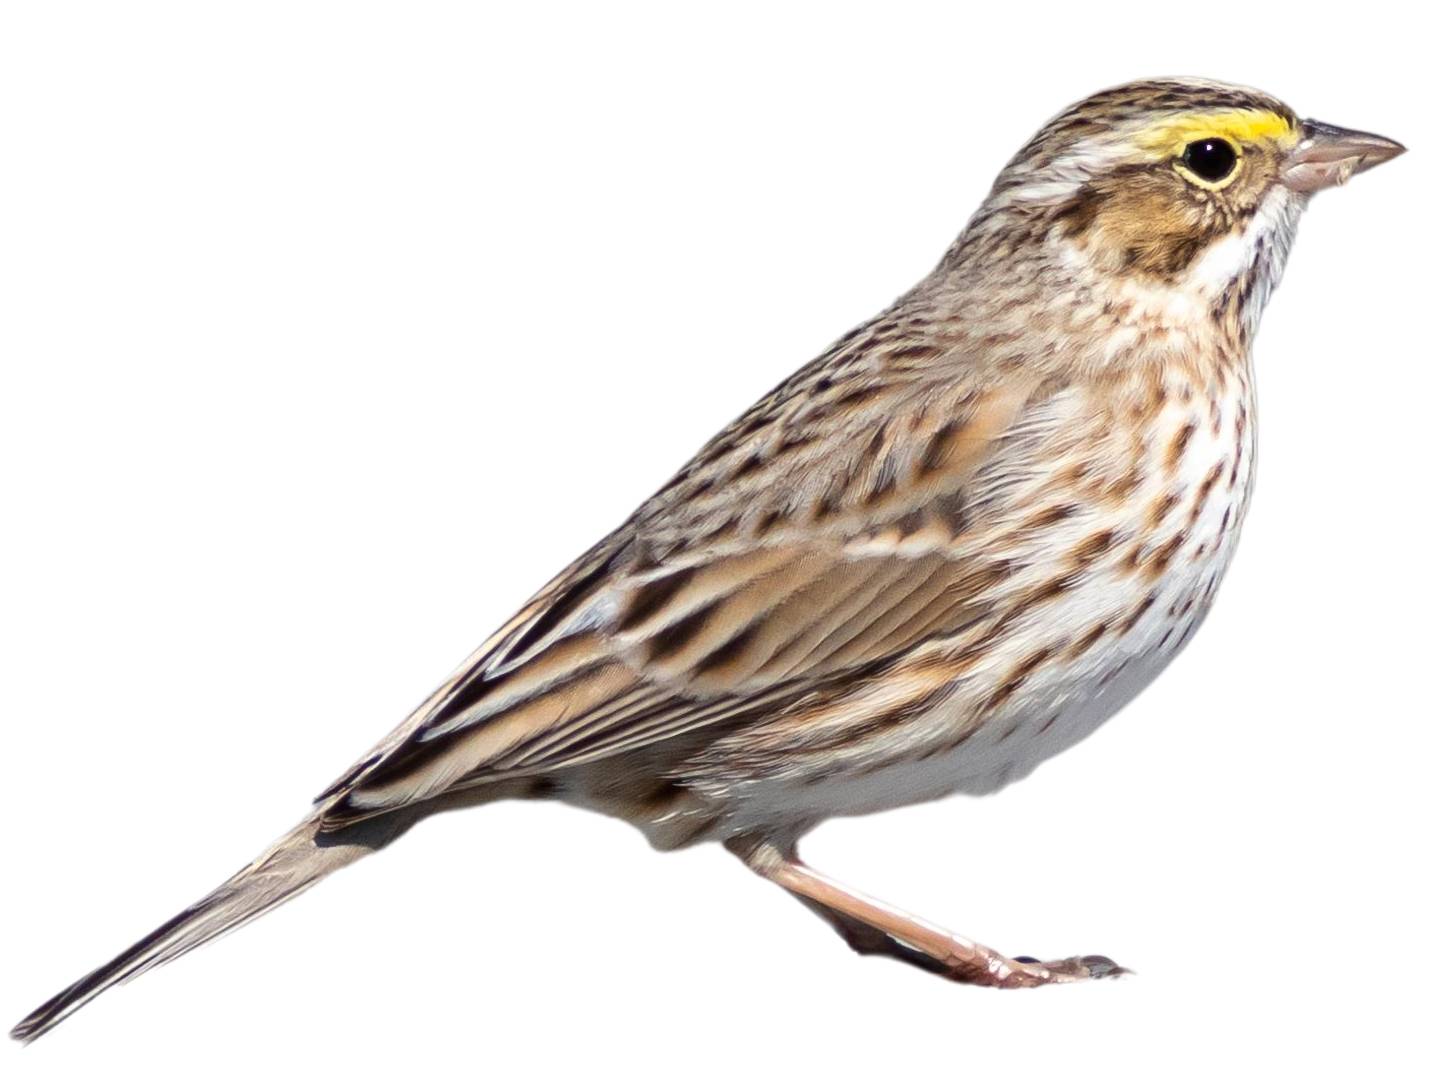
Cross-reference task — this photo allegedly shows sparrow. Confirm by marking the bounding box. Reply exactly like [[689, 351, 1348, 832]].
[[11, 77, 1405, 1042]]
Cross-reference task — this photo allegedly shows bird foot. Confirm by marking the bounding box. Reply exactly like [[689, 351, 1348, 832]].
[[828, 915, 1128, 987], [996, 953, 1130, 986], [735, 839, 1131, 990]]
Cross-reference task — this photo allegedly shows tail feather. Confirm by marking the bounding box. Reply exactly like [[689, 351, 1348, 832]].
[[10, 814, 370, 1044]]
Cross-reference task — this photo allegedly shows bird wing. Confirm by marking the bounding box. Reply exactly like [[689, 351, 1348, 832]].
[[318, 353, 1071, 829]]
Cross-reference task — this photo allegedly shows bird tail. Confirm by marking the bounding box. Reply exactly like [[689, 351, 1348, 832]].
[[10, 813, 374, 1044]]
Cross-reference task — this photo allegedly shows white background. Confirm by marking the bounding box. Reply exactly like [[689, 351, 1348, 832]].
[[2, 3, 1429, 1072]]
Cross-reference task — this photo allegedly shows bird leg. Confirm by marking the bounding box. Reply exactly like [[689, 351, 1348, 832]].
[[728, 837, 1126, 987]]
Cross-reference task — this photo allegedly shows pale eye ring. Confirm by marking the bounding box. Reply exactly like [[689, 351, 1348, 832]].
[[1180, 138, 1239, 184]]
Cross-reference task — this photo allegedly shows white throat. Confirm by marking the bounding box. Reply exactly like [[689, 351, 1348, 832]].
[[1185, 185, 1305, 335]]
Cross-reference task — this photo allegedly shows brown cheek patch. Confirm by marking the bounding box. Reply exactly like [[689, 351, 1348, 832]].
[[1057, 170, 1232, 280]]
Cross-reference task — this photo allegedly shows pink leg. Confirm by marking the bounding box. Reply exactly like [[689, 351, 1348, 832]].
[[730, 838, 1127, 987]]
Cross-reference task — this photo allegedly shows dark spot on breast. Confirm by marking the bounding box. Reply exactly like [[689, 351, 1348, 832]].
[[1188, 461, 1227, 523], [981, 645, 1059, 714], [1026, 503, 1079, 529], [1066, 621, 1110, 661], [1004, 573, 1081, 622], [1144, 529, 1190, 577], [1105, 464, 1142, 502], [1166, 421, 1197, 475], [1122, 544, 1145, 573], [1118, 592, 1158, 635], [1070, 528, 1118, 566], [1148, 492, 1180, 529]]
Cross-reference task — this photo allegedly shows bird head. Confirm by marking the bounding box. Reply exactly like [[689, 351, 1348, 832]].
[[950, 78, 1404, 335]]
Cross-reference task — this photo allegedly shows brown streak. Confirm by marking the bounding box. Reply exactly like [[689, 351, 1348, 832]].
[[1119, 593, 1157, 635], [1147, 491, 1179, 529], [1065, 621, 1110, 661], [1069, 528, 1118, 567], [980, 645, 1058, 715], [1188, 461, 1227, 524], [1166, 421, 1197, 476], [1144, 530, 1190, 578]]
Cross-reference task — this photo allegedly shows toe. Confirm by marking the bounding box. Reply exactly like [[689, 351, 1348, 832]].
[[998, 953, 1131, 985], [1077, 955, 1128, 979]]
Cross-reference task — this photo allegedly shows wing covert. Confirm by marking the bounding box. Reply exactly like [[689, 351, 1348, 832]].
[[317, 352, 1063, 830]]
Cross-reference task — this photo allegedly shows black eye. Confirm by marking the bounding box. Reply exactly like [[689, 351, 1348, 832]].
[[1181, 138, 1238, 183]]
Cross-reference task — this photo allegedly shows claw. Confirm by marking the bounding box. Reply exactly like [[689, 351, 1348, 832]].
[[1080, 955, 1128, 979]]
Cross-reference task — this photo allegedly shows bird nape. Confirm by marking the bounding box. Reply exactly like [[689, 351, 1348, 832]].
[[12, 77, 1403, 1043]]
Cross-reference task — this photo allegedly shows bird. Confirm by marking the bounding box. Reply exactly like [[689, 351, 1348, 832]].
[[12, 77, 1404, 1043]]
